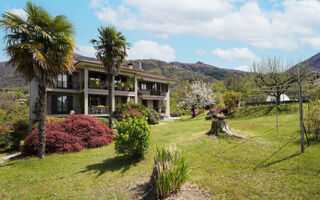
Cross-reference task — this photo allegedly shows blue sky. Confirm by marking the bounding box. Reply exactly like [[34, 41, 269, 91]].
[[1, 0, 320, 71]]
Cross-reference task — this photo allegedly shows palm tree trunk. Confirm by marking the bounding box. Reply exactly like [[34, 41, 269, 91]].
[[37, 83, 47, 158], [107, 70, 114, 129]]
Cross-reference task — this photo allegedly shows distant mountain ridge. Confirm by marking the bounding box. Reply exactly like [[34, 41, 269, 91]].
[[0, 53, 301, 89]]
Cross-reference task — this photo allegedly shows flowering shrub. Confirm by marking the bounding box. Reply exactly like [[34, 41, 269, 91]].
[[122, 108, 142, 119], [206, 107, 229, 120], [22, 130, 83, 156], [22, 115, 114, 156]]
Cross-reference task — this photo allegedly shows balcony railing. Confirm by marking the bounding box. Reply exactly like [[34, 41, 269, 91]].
[[89, 105, 108, 114], [139, 90, 166, 96], [53, 83, 80, 90], [89, 81, 134, 91]]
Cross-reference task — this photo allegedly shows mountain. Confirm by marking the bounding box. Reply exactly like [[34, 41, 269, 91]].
[[0, 53, 247, 89]]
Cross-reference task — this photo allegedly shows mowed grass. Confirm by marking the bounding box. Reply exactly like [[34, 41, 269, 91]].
[[1, 110, 320, 199]]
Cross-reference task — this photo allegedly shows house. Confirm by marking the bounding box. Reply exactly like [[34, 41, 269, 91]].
[[266, 94, 290, 102], [29, 60, 176, 127]]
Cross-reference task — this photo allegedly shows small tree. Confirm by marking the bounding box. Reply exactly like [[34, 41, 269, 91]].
[[223, 91, 243, 110], [178, 81, 215, 117]]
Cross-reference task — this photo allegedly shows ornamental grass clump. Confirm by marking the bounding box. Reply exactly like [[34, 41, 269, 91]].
[[115, 117, 150, 158], [151, 147, 188, 199]]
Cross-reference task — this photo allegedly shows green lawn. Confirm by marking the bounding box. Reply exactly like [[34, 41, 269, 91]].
[[1, 111, 320, 199]]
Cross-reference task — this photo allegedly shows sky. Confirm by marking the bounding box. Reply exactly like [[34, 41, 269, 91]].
[[1, 0, 320, 71]]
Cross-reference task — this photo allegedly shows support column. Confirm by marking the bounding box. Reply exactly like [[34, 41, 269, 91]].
[[29, 79, 38, 129], [112, 76, 115, 112], [134, 75, 138, 104], [166, 88, 170, 118], [84, 67, 89, 115]]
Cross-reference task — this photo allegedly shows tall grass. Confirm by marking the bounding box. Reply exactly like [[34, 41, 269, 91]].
[[152, 147, 188, 199]]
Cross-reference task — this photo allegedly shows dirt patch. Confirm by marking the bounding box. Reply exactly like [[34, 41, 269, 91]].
[[130, 182, 211, 200]]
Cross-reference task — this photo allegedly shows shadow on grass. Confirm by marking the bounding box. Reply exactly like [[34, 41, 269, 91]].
[[130, 182, 157, 200], [78, 155, 141, 177], [253, 134, 302, 170]]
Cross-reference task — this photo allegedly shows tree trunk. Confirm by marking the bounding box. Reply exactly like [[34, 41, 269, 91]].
[[107, 70, 114, 129], [192, 107, 196, 118], [37, 83, 47, 158], [276, 92, 281, 106], [206, 120, 246, 139]]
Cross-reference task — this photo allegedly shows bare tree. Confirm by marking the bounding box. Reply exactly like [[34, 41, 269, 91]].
[[252, 57, 309, 105]]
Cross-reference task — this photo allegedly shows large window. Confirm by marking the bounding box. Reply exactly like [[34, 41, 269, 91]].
[[57, 96, 68, 113], [57, 74, 67, 88], [51, 95, 72, 114]]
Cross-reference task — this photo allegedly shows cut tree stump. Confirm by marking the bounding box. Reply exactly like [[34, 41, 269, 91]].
[[206, 120, 247, 139]]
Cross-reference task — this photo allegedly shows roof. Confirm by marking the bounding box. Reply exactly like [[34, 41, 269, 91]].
[[141, 73, 177, 82], [74, 60, 177, 83]]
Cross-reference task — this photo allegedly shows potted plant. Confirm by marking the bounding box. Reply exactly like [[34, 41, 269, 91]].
[[129, 83, 134, 91], [119, 82, 125, 90]]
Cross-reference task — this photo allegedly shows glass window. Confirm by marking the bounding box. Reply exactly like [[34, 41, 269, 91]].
[[57, 74, 67, 88], [141, 83, 147, 90], [57, 96, 67, 113]]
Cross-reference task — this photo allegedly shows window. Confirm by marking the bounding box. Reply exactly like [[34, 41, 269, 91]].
[[57, 96, 68, 113], [141, 83, 147, 90], [57, 74, 67, 88], [152, 83, 158, 90]]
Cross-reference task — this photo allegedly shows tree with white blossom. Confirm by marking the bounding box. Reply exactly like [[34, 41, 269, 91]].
[[178, 81, 215, 117]]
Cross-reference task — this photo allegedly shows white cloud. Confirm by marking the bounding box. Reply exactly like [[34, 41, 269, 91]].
[[89, 0, 107, 8], [92, 0, 320, 51], [127, 40, 175, 62], [211, 48, 260, 63], [75, 45, 96, 58], [194, 48, 206, 55], [235, 65, 251, 72], [9, 8, 27, 19]]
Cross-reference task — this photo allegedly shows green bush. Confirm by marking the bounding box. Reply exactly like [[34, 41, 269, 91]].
[[0, 126, 13, 151], [151, 147, 188, 199], [10, 120, 29, 150], [115, 117, 151, 158], [170, 110, 181, 117], [146, 108, 160, 124], [305, 101, 320, 139]]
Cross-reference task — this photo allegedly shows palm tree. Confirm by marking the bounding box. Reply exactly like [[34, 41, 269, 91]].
[[91, 26, 129, 128], [0, 2, 75, 158]]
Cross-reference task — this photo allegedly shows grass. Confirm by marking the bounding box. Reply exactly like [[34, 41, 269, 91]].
[[1, 108, 320, 199]]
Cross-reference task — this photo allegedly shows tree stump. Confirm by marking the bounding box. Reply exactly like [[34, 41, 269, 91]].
[[206, 120, 246, 139]]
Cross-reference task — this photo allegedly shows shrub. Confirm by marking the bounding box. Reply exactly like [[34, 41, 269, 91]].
[[170, 110, 181, 117], [114, 103, 160, 125], [10, 120, 29, 150], [223, 91, 243, 110], [115, 117, 150, 158], [146, 108, 160, 124], [122, 108, 142, 119], [22, 115, 114, 156], [0, 126, 13, 151], [22, 130, 83, 156], [207, 107, 229, 119], [305, 101, 320, 139], [151, 147, 188, 199]]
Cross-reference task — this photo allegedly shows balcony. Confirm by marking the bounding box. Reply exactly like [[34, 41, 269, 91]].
[[89, 80, 135, 92], [139, 90, 166, 96], [89, 105, 108, 115]]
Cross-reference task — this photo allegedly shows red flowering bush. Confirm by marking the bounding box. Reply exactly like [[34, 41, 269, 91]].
[[22, 115, 114, 156], [206, 107, 229, 120], [22, 130, 83, 156]]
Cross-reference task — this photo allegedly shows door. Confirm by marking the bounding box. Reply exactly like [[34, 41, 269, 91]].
[[153, 100, 159, 112]]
